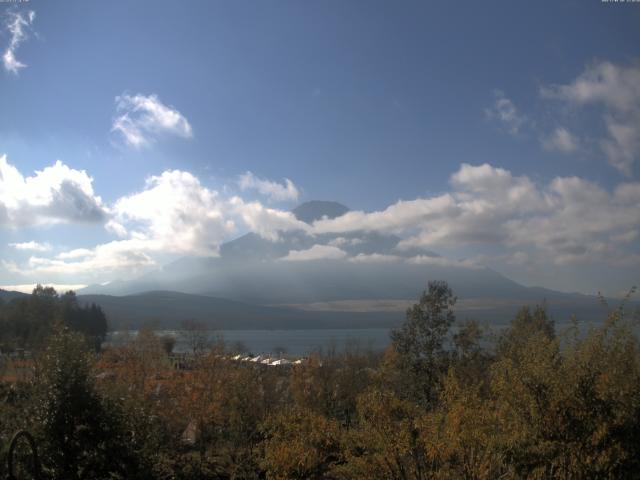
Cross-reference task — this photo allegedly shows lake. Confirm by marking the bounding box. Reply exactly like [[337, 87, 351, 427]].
[[106, 328, 393, 356], [105, 319, 614, 356]]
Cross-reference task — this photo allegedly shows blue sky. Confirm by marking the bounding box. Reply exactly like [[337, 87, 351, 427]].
[[1, 0, 639, 295]]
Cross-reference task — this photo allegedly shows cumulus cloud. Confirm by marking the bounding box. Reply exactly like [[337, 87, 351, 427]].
[[281, 244, 348, 262], [0, 155, 107, 227], [228, 196, 309, 241], [22, 240, 156, 275], [112, 170, 235, 256], [14, 168, 308, 276], [542, 127, 579, 154], [2, 10, 35, 74], [105, 219, 127, 238], [7, 160, 638, 280], [9, 241, 51, 252], [485, 90, 528, 135], [312, 195, 458, 236], [312, 163, 640, 266], [541, 61, 640, 175], [541, 61, 640, 111], [111, 94, 193, 148], [238, 171, 300, 202]]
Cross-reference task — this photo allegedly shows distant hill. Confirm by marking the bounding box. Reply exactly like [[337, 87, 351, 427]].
[[77, 290, 399, 330], [75, 289, 622, 331], [0, 289, 28, 303]]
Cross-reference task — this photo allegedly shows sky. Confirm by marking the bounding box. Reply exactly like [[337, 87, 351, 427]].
[[0, 0, 639, 296]]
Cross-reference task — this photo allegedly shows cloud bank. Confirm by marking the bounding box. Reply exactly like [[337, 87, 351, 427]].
[[312, 163, 640, 266], [2, 155, 638, 282]]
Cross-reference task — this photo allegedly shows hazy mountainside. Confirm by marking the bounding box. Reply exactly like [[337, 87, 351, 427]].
[[76, 291, 397, 330], [76, 200, 629, 329], [75, 290, 618, 331], [81, 200, 499, 299], [0, 289, 28, 303], [101, 259, 526, 304]]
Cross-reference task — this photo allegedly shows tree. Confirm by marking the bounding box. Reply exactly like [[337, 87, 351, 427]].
[[160, 335, 176, 355], [336, 388, 427, 480], [181, 319, 210, 355], [496, 304, 554, 361], [32, 325, 144, 479], [390, 280, 456, 404], [60, 291, 108, 351], [260, 407, 342, 480]]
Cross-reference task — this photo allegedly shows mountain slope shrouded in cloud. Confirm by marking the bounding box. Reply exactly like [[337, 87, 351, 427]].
[[81, 200, 478, 301], [75, 201, 630, 329]]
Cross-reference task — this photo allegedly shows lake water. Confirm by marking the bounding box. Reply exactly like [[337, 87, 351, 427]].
[[105, 319, 615, 356], [106, 328, 393, 356]]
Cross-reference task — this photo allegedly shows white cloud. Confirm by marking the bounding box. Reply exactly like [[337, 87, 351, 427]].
[[313, 195, 458, 236], [2, 10, 35, 74], [0, 155, 107, 227], [541, 61, 640, 175], [312, 163, 640, 267], [228, 196, 309, 241], [112, 170, 235, 256], [281, 249, 481, 269], [348, 253, 401, 264], [238, 171, 300, 202], [14, 168, 309, 277], [406, 255, 481, 269], [112, 94, 193, 148], [9, 241, 51, 252], [23, 240, 156, 275], [541, 61, 640, 112], [7, 159, 638, 282], [542, 127, 579, 154], [281, 244, 347, 262], [601, 115, 640, 176], [485, 90, 528, 135], [105, 219, 128, 238]]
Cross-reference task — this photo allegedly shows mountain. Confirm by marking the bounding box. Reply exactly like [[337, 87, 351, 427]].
[[0, 289, 28, 303], [292, 200, 350, 223], [76, 289, 620, 331], [78, 201, 623, 328]]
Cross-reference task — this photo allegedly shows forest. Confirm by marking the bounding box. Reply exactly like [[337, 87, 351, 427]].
[[0, 282, 639, 479]]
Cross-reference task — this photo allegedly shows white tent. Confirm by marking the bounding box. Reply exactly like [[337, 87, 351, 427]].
[[270, 359, 292, 366]]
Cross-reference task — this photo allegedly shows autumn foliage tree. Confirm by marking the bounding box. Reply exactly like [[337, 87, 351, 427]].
[[389, 280, 456, 404], [31, 325, 145, 479], [2, 280, 639, 479]]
